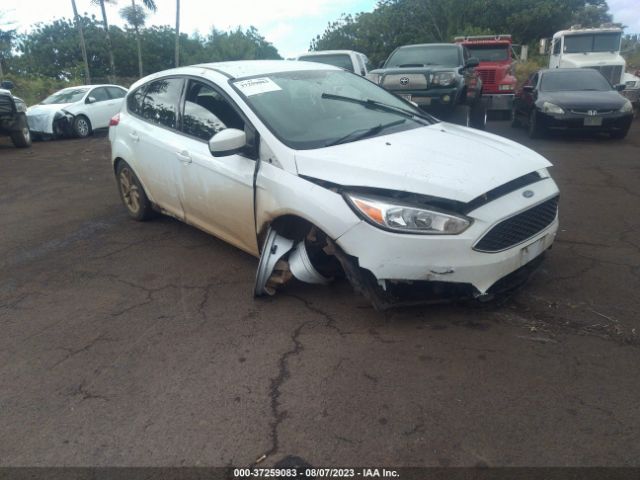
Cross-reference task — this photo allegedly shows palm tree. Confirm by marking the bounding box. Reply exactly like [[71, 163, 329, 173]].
[[175, 0, 180, 67], [70, 0, 91, 84], [91, 0, 116, 83], [120, 0, 157, 78]]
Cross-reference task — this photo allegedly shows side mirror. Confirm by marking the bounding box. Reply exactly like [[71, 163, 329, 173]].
[[86, 96, 96, 104], [523, 85, 534, 93], [209, 128, 246, 156], [614, 84, 626, 92], [465, 57, 480, 69]]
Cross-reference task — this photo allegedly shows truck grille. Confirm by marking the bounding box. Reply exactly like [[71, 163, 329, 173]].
[[588, 65, 622, 85], [474, 196, 559, 253], [0, 96, 14, 115], [381, 74, 428, 90], [476, 69, 496, 87]]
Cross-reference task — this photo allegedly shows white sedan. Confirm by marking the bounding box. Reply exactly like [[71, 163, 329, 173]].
[[109, 61, 559, 309], [27, 84, 127, 139]]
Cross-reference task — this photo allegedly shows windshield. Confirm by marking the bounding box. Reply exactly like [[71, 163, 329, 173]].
[[41, 88, 89, 105], [540, 70, 612, 92], [385, 45, 460, 68], [298, 54, 354, 72], [466, 45, 509, 62], [233, 70, 431, 150], [563, 33, 621, 53]]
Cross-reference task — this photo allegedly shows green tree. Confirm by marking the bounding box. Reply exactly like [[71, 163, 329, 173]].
[[120, 0, 157, 78]]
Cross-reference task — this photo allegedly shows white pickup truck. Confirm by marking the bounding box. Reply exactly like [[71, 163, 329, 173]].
[[296, 50, 370, 76]]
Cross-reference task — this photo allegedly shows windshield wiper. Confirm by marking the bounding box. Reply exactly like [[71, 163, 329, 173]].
[[321, 93, 433, 122], [325, 119, 407, 147]]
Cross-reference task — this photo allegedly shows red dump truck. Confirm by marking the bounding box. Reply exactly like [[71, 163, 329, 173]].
[[454, 35, 520, 116]]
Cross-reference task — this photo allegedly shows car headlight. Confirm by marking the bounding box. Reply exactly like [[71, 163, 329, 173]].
[[620, 100, 633, 113], [345, 193, 471, 235], [431, 72, 456, 86], [542, 102, 564, 115], [14, 101, 27, 113]]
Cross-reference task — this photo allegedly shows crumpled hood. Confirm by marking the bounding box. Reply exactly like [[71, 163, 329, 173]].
[[26, 103, 73, 133], [294, 123, 552, 203]]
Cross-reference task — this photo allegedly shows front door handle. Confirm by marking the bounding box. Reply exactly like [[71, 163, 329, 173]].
[[176, 150, 192, 164]]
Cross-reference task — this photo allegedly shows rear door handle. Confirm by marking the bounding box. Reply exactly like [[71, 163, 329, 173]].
[[176, 150, 192, 164], [129, 132, 139, 142]]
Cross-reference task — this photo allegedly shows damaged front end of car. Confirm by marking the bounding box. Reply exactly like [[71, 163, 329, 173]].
[[52, 110, 75, 137]]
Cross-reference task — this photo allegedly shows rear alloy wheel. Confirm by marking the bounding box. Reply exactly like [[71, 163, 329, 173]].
[[10, 115, 32, 148], [73, 115, 91, 138], [116, 162, 154, 221]]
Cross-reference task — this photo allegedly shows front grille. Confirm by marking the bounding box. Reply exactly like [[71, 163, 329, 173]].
[[477, 69, 496, 87], [381, 74, 428, 90], [569, 109, 615, 115], [588, 65, 623, 85], [0, 96, 13, 115], [474, 196, 559, 253]]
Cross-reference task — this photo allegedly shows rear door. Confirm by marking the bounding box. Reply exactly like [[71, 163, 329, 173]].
[[127, 77, 186, 219], [86, 87, 113, 128], [176, 78, 258, 255], [105, 86, 127, 119]]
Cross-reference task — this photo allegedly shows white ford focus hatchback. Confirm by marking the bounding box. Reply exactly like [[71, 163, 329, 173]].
[[109, 60, 559, 308], [28, 84, 127, 139]]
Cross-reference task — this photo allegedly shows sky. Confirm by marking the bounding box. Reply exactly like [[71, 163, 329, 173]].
[[2, 0, 639, 59], [3, 0, 378, 59]]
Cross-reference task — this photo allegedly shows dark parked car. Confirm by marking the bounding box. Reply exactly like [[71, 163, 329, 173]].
[[511, 68, 633, 139], [0, 80, 31, 148], [366, 43, 486, 129]]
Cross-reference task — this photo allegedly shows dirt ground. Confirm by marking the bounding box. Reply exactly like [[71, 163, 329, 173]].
[[1, 120, 639, 467]]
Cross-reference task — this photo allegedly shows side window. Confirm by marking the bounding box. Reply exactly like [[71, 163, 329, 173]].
[[107, 87, 126, 99], [553, 39, 561, 55], [181, 80, 244, 141], [531, 73, 539, 88], [141, 78, 184, 129], [127, 86, 146, 115], [90, 87, 110, 103]]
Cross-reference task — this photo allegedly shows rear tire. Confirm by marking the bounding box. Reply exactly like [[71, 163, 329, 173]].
[[73, 115, 92, 138], [116, 161, 154, 221], [470, 102, 487, 130], [10, 115, 32, 148], [449, 104, 471, 127]]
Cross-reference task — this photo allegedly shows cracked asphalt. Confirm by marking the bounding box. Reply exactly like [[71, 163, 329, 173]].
[[1, 120, 639, 467]]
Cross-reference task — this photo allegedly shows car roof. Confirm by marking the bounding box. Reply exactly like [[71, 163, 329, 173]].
[[397, 43, 460, 49], [297, 50, 362, 56], [169, 60, 340, 80]]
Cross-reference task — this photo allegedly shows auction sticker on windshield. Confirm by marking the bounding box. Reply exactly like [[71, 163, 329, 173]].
[[234, 78, 282, 96]]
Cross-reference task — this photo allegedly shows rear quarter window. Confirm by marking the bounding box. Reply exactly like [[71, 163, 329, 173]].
[[127, 86, 146, 116]]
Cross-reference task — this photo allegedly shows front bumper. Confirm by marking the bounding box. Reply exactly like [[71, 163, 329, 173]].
[[481, 93, 514, 111], [538, 111, 633, 132], [388, 87, 459, 114], [335, 177, 559, 296]]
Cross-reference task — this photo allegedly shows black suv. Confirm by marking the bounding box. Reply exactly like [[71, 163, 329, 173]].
[[0, 80, 31, 148], [368, 43, 485, 129]]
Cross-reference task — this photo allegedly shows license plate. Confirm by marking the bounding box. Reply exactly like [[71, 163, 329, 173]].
[[584, 116, 602, 126], [415, 96, 431, 105], [520, 236, 547, 266], [399, 94, 412, 102]]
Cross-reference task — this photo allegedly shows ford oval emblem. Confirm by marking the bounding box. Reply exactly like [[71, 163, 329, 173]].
[[399, 77, 409, 86], [523, 190, 534, 198]]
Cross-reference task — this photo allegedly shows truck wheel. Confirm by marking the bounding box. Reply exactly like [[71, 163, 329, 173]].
[[528, 111, 544, 139], [10, 116, 32, 148], [470, 102, 487, 130], [449, 105, 471, 127], [73, 115, 92, 138]]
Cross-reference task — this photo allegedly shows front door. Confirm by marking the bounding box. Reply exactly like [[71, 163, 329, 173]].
[[177, 79, 257, 255]]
